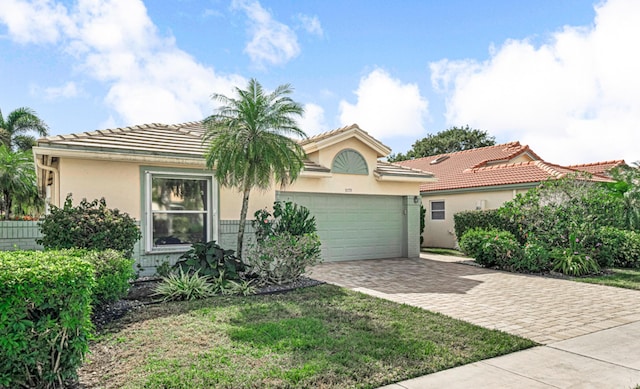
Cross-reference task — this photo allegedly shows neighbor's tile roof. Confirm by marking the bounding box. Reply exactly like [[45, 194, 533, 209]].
[[567, 160, 626, 176], [395, 142, 613, 192]]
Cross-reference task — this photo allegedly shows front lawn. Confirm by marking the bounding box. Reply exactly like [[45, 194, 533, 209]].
[[80, 284, 534, 388], [421, 247, 467, 257], [574, 268, 640, 290]]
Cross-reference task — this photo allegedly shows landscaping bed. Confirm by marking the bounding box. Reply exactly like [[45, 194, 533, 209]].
[[78, 284, 534, 389]]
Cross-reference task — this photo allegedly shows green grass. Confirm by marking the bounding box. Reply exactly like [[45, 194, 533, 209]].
[[79, 285, 534, 389], [575, 268, 640, 290], [421, 247, 467, 257]]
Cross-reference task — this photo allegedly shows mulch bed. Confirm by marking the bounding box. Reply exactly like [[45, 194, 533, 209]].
[[91, 276, 325, 330]]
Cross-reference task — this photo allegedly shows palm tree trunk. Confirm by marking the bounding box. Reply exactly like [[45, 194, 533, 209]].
[[237, 185, 251, 260], [3, 190, 10, 220]]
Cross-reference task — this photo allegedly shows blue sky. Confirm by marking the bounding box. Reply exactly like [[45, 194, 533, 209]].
[[1, 0, 638, 164]]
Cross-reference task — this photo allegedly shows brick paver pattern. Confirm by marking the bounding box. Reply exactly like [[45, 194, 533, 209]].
[[309, 256, 640, 344]]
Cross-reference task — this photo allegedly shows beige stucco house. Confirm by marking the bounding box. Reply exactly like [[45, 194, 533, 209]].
[[33, 122, 434, 274], [396, 142, 622, 249]]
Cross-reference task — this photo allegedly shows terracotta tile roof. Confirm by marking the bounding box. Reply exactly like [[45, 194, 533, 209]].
[[395, 143, 613, 192], [567, 160, 626, 176], [300, 123, 391, 157]]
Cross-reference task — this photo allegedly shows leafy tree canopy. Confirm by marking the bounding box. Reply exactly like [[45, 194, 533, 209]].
[[389, 125, 495, 162]]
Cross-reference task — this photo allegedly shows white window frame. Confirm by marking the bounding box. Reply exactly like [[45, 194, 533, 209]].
[[430, 200, 445, 220], [144, 170, 217, 253]]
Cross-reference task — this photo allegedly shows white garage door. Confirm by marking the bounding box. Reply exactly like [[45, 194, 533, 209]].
[[276, 192, 404, 262]]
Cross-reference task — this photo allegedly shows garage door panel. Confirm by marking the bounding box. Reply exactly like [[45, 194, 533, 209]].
[[276, 192, 404, 262]]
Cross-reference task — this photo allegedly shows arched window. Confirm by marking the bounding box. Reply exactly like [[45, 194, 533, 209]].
[[332, 149, 368, 175]]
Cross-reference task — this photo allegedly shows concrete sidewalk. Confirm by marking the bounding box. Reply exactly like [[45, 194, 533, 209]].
[[381, 321, 640, 388], [310, 254, 640, 388]]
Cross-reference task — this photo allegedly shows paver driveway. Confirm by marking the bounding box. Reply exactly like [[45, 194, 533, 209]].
[[309, 254, 640, 344]]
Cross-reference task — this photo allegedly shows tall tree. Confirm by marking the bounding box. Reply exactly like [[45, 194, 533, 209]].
[[389, 125, 495, 162], [0, 145, 39, 220], [203, 79, 307, 258], [0, 107, 49, 151]]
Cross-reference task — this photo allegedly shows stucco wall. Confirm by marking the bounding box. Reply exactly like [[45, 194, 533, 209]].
[[422, 188, 531, 248]]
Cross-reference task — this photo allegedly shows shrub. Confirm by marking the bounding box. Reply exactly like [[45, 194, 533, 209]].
[[85, 250, 135, 306], [512, 241, 551, 273], [173, 240, 245, 280], [38, 195, 141, 258], [459, 228, 522, 269], [550, 233, 601, 276], [246, 232, 322, 285], [585, 227, 640, 268], [458, 227, 489, 259], [454, 209, 520, 243], [0, 251, 94, 388], [153, 270, 215, 302], [498, 175, 626, 250], [253, 201, 317, 241], [420, 204, 426, 246]]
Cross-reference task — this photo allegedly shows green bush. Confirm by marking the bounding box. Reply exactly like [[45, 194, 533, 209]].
[[458, 227, 489, 259], [498, 176, 626, 250], [420, 204, 426, 246], [173, 240, 245, 280], [0, 251, 94, 388], [454, 209, 521, 243], [585, 227, 640, 268], [246, 232, 322, 285], [459, 228, 522, 269], [86, 250, 135, 306], [253, 201, 317, 241], [512, 241, 551, 273], [37, 195, 142, 258]]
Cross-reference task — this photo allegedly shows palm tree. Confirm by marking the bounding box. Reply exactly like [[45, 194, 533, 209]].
[[0, 145, 40, 220], [203, 79, 307, 258], [0, 107, 49, 151]]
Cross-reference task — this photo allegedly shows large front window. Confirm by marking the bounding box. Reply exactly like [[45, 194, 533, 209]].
[[145, 171, 215, 252]]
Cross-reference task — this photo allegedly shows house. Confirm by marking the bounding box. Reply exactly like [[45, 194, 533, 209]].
[[32, 122, 435, 274], [395, 142, 622, 248]]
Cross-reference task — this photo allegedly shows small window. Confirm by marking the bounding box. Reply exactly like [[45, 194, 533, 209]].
[[430, 201, 445, 220], [145, 171, 215, 252]]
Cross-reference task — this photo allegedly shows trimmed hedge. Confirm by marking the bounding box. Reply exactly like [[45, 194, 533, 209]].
[[459, 228, 523, 269], [0, 251, 95, 388], [454, 209, 522, 244]]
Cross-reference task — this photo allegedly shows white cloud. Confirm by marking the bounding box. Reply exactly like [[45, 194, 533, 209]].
[[296, 14, 323, 37], [339, 68, 429, 140], [232, 0, 300, 67], [41, 81, 81, 100], [0, 0, 246, 128], [299, 103, 327, 136], [431, 0, 640, 165], [0, 0, 71, 44]]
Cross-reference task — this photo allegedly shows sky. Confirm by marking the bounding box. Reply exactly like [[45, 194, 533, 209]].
[[1, 0, 639, 165]]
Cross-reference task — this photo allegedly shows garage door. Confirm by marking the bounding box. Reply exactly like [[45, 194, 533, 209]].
[[276, 192, 404, 262]]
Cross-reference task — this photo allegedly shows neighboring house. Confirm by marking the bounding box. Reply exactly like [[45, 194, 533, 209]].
[[33, 122, 434, 274], [395, 142, 622, 249]]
